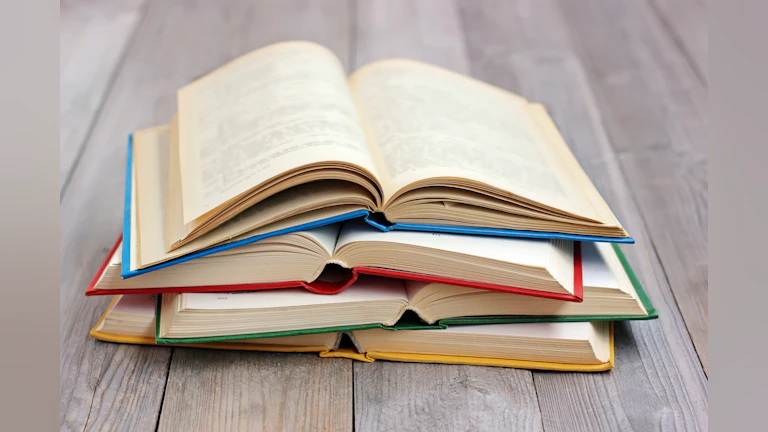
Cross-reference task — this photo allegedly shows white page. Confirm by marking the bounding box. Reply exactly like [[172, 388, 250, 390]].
[[581, 242, 619, 289], [109, 243, 123, 266], [181, 275, 407, 310], [336, 219, 551, 267], [436, 321, 597, 340], [112, 294, 156, 317], [300, 223, 342, 256]]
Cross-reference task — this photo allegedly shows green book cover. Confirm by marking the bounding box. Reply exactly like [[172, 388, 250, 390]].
[[156, 244, 657, 344], [439, 244, 658, 325], [154, 297, 444, 345]]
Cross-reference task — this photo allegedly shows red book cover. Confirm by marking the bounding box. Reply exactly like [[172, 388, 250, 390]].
[[86, 236, 583, 302]]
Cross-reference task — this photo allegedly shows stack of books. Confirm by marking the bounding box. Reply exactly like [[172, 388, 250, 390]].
[[85, 41, 657, 372]]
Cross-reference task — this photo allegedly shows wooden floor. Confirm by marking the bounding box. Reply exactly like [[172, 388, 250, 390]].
[[60, 1, 708, 430]]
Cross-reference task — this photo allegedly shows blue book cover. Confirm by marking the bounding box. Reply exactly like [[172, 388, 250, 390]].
[[121, 136, 634, 279]]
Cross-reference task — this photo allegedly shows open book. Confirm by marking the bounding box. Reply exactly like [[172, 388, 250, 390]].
[[91, 221, 583, 301], [124, 41, 631, 277], [91, 294, 614, 371], [150, 241, 654, 342]]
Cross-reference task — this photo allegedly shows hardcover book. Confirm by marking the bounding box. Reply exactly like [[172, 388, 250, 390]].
[[91, 295, 615, 372], [123, 41, 632, 278], [94, 221, 585, 301], [150, 241, 655, 343]]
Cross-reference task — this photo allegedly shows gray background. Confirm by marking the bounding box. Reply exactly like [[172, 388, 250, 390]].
[[2, 0, 757, 430]]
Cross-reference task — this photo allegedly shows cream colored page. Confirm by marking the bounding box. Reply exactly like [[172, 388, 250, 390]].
[[528, 104, 620, 227], [132, 124, 367, 268], [164, 116, 185, 250], [133, 126, 172, 266], [106, 295, 340, 347], [335, 219, 551, 268], [182, 275, 407, 310], [349, 59, 598, 219], [178, 41, 379, 223]]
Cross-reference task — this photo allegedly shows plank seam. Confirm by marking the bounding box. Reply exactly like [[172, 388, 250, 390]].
[[595, 110, 709, 375], [594, 91, 709, 377], [643, 226, 708, 378], [79, 381, 97, 432], [154, 348, 175, 432], [351, 361, 356, 432], [60, 1, 150, 200], [80, 340, 117, 432], [530, 373, 547, 431], [547, 3, 709, 375], [646, 0, 707, 87]]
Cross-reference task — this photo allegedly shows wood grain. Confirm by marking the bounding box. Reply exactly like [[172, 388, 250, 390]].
[[354, 361, 543, 432], [352, 2, 543, 430], [148, 1, 357, 429], [59, 1, 710, 430], [354, 0, 470, 72], [460, 0, 708, 373], [649, 0, 708, 86], [61, 1, 354, 430], [514, 51, 708, 432], [60, 0, 147, 191], [158, 350, 352, 432], [555, 0, 709, 372], [457, 0, 707, 429], [82, 345, 172, 432]]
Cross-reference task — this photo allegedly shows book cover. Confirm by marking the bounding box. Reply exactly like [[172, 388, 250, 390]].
[[120, 135, 633, 281], [152, 244, 655, 344], [90, 234, 585, 302], [90, 296, 614, 372]]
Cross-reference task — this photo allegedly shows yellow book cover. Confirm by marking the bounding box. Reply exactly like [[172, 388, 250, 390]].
[[91, 296, 614, 372]]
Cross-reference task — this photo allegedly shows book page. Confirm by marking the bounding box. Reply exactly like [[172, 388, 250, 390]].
[[432, 321, 599, 340], [164, 116, 185, 250], [404, 281, 430, 302], [335, 219, 551, 268], [181, 275, 407, 310], [349, 59, 600, 220], [133, 125, 172, 266], [131, 123, 371, 268], [111, 294, 157, 318], [178, 41, 381, 223], [581, 242, 620, 289], [300, 224, 342, 256]]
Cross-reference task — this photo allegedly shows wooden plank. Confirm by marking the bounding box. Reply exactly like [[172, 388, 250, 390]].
[[352, 2, 543, 429], [555, 0, 709, 373], [460, 0, 708, 373], [158, 350, 352, 432], [516, 55, 707, 431], [147, 1, 357, 429], [649, 0, 708, 86], [457, 1, 707, 430], [60, 0, 147, 191], [354, 361, 543, 431], [60, 1, 354, 430], [60, 294, 171, 431], [59, 0, 175, 426], [82, 345, 172, 431], [354, 0, 470, 72]]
